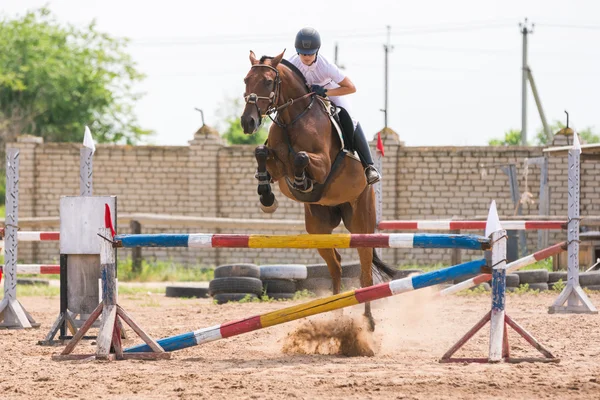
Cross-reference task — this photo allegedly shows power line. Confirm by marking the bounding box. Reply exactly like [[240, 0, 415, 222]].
[[127, 20, 518, 47]]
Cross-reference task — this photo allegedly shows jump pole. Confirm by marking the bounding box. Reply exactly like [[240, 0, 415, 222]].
[[378, 220, 565, 231], [113, 233, 491, 251], [439, 241, 567, 296], [125, 257, 491, 354], [441, 202, 558, 363]]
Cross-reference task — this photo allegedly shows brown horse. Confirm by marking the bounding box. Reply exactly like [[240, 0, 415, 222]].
[[240, 49, 395, 330]]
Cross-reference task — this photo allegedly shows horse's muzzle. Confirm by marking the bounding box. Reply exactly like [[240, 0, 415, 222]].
[[240, 115, 260, 135]]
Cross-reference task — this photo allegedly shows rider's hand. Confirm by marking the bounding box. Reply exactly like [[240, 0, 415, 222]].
[[310, 84, 327, 97]]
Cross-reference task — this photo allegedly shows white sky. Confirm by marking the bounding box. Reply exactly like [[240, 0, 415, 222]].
[[2, 0, 599, 146]]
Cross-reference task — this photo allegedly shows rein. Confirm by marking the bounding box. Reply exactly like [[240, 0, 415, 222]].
[[244, 64, 316, 128]]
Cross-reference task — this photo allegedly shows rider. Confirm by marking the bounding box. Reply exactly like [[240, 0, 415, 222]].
[[287, 27, 382, 185]]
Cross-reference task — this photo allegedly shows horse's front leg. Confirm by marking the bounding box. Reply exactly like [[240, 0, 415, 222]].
[[292, 151, 331, 192], [255, 145, 278, 213]]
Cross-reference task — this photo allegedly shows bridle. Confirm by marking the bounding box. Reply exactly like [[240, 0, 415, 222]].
[[244, 63, 316, 130]]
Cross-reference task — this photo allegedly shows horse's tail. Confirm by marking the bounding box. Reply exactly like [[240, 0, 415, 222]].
[[371, 249, 397, 282]]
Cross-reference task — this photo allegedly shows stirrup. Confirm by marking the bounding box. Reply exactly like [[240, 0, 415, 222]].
[[365, 166, 381, 185]]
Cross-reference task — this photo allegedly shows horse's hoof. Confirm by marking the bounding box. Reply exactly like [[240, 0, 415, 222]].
[[366, 316, 376, 332], [260, 198, 278, 213]]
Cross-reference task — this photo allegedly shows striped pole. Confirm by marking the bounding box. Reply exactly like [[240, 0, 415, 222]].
[[114, 233, 490, 251], [125, 258, 490, 353], [378, 220, 565, 231], [439, 241, 567, 296], [0, 231, 60, 241], [0, 265, 60, 275]]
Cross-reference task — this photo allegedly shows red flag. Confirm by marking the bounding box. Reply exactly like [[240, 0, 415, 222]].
[[104, 204, 116, 237], [376, 131, 385, 157]]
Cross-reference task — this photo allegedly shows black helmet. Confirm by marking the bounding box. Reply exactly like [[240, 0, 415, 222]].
[[295, 27, 321, 55]]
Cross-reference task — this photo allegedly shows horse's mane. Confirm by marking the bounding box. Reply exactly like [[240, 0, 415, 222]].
[[259, 55, 308, 89]]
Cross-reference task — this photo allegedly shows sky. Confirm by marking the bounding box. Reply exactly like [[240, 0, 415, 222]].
[[2, 0, 599, 146]]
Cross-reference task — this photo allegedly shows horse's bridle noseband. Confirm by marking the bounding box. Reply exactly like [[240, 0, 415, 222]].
[[244, 63, 317, 130], [244, 64, 282, 122]]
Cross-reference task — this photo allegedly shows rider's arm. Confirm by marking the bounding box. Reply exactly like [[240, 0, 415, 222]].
[[325, 77, 356, 97]]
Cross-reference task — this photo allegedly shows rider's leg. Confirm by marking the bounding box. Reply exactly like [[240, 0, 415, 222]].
[[353, 122, 382, 185]]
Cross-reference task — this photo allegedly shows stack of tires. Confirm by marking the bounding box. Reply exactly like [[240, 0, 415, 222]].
[[297, 261, 361, 295], [259, 264, 304, 300], [208, 263, 263, 304], [514, 269, 549, 291]]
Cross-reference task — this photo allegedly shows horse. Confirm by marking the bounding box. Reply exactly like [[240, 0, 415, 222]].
[[240, 49, 396, 331]]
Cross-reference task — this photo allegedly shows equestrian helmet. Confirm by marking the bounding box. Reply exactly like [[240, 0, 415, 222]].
[[295, 27, 321, 55]]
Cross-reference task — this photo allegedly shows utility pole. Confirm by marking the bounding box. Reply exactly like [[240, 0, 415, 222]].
[[381, 25, 393, 129], [519, 18, 534, 145], [334, 42, 345, 69]]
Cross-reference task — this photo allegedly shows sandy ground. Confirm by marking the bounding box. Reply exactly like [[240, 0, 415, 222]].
[[1, 288, 600, 400]]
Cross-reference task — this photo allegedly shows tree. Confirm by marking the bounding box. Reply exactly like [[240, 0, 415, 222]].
[[488, 129, 523, 146], [216, 96, 270, 145], [535, 120, 600, 146], [0, 8, 152, 146]]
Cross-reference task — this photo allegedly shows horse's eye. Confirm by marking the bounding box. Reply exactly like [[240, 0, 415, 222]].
[[243, 78, 248, 84], [264, 79, 273, 87]]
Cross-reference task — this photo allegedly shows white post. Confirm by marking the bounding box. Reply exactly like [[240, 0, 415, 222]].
[[549, 133, 597, 314], [485, 201, 507, 362], [0, 149, 37, 328], [80, 126, 95, 196]]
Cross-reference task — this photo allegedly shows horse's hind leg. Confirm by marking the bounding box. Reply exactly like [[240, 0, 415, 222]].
[[340, 192, 377, 332], [255, 145, 278, 213], [304, 204, 343, 294]]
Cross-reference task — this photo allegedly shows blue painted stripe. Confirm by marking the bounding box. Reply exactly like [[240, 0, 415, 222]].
[[125, 331, 197, 353], [491, 268, 506, 311], [115, 234, 190, 248], [413, 234, 489, 250], [412, 258, 487, 290]]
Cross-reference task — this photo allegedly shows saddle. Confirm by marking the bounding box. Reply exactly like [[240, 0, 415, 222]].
[[316, 98, 356, 154]]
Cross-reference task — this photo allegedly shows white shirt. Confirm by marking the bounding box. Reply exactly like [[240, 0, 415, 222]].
[[287, 53, 356, 126]]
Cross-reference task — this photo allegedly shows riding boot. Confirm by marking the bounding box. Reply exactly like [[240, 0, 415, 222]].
[[353, 122, 382, 185]]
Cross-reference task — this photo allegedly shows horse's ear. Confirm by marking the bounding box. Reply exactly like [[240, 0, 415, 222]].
[[249, 50, 259, 65], [271, 49, 286, 68]]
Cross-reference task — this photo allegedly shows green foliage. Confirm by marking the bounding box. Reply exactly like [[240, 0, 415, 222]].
[[510, 283, 540, 295], [488, 129, 523, 146], [550, 279, 565, 292], [535, 120, 600, 146], [117, 258, 214, 282], [521, 257, 553, 271], [217, 97, 270, 145], [0, 8, 152, 144]]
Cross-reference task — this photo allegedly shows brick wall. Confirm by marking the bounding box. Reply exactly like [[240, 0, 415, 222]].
[[8, 127, 598, 268]]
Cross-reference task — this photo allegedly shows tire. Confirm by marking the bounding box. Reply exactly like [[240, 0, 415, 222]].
[[527, 282, 549, 291], [214, 264, 260, 279], [341, 263, 362, 278], [259, 264, 307, 280], [548, 271, 568, 284], [297, 277, 356, 293], [16, 278, 50, 286], [306, 261, 361, 279], [394, 269, 424, 279], [265, 293, 297, 301], [262, 279, 297, 294], [515, 269, 549, 284], [453, 274, 477, 285], [579, 272, 600, 287], [213, 293, 258, 305], [209, 277, 263, 296], [472, 283, 491, 291], [166, 286, 209, 298], [506, 274, 520, 287]]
